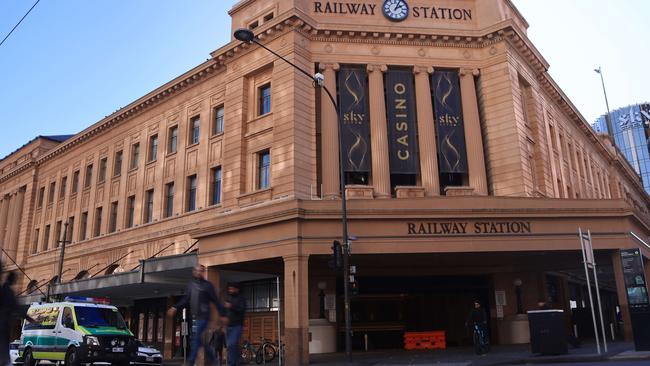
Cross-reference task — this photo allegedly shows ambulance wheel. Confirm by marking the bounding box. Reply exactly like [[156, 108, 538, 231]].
[[65, 347, 80, 366], [23, 349, 36, 366]]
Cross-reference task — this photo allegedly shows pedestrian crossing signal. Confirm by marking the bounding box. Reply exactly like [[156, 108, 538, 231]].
[[329, 240, 343, 270]]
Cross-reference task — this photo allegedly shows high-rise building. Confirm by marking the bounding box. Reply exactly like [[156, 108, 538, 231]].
[[593, 103, 650, 193]]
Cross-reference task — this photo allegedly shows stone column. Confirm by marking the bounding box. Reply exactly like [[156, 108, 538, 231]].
[[319, 63, 341, 200], [611, 250, 634, 341], [367, 64, 391, 198], [460, 69, 488, 195], [414, 66, 440, 196], [283, 255, 309, 365], [0, 195, 9, 251], [8, 188, 25, 260]]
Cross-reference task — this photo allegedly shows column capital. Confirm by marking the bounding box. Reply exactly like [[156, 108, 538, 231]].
[[460, 68, 480, 77], [318, 62, 340, 71], [367, 64, 387, 73], [414, 66, 434, 75]]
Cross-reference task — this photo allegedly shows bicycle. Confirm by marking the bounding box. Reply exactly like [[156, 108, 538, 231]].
[[472, 323, 490, 355], [240, 338, 277, 364]]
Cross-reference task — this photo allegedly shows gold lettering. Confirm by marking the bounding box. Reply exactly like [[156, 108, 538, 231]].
[[398, 150, 409, 160]]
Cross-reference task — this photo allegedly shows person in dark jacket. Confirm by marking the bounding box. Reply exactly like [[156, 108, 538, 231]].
[[168, 264, 225, 366], [224, 282, 246, 366]]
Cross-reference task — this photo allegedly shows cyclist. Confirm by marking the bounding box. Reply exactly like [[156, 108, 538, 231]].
[[465, 300, 489, 354]]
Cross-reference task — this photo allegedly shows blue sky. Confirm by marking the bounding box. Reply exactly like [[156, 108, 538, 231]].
[[1, 0, 649, 159]]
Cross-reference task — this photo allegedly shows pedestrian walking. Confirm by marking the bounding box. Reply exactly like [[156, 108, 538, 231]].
[[224, 282, 246, 366], [168, 264, 225, 366], [0, 268, 17, 366]]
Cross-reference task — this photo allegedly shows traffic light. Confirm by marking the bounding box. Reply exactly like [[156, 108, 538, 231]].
[[328, 240, 343, 270], [350, 281, 359, 296]]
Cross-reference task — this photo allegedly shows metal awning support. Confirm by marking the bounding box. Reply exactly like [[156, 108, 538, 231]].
[[630, 231, 650, 252]]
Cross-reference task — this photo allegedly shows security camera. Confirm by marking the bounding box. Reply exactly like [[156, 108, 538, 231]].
[[313, 73, 325, 86]]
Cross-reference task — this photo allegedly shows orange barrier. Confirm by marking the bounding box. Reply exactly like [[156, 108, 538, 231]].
[[404, 331, 446, 350]]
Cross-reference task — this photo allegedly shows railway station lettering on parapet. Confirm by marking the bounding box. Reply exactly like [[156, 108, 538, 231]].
[[407, 221, 532, 235]]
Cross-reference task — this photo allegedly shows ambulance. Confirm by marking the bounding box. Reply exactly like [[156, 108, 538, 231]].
[[19, 297, 137, 366]]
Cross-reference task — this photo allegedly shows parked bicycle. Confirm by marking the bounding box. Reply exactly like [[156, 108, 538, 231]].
[[240, 338, 277, 364]]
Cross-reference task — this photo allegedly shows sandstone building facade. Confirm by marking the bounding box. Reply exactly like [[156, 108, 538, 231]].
[[1, 0, 650, 364]]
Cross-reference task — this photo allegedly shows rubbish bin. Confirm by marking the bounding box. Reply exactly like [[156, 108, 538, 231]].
[[527, 309, 568, 355]]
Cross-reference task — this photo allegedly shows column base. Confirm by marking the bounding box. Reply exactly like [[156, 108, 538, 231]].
[[285, 327, 310, 365], [444, 186, 475, 196], [395, 186, 426, 198], [345, 185, 374, 199]]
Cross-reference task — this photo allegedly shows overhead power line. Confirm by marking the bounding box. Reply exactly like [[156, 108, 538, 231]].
[[0, 0, 42, 48]]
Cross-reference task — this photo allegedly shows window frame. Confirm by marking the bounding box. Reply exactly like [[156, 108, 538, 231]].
[[211, 166, 222, 205], [84, 164, 93, 189], [168, 125, 178, 154], [257, 149, 271, 190], [130, 143, 140, 170], [189, 115, 201, 145], [126, 195, 136, 228], [258, 83, 272, 116], [164, 182, 174, 218], [212, 105, 225, 135], [186, 175, 197, 212], [98, 157, 107, 183], [114, 150, 123, 177], [148, 134, 158, 162], [144, 189, 154, 223]]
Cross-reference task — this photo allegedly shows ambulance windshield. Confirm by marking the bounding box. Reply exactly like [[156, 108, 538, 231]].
[[74, 306, 127, 329]]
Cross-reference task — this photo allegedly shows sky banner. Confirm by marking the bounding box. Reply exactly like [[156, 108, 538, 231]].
[[385, 68, 419, 174], [338, 66, 371, 173], [431, 70, 468, 174]]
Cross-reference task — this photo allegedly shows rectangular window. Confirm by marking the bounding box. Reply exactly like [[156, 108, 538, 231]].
[[60, 176, 67, 199], [32, 228, 39, 254], [257, 150, 270, 189], [168, 126, 178, 154], [54, 221, 62, 247], [67, 216, 74, 242], [164, 182, 174, 218], [131, 143, 140, 169], [93, 207, 103, 237], [114, 150, 123, 177], [258, 83, 271, 116], [213, 106, 224, 135], [148, 135, 158, 162], [126, 196, 135, 228], [145, 189, 154, 223], [187, 175, 197, 212], [38, 187, 45, 208], [48, 181, 56, 204], [98, 157, 107, 183], [79, 212, 88, 241], [189, 116, 200, 145], [84, 164, 93, 188], [43, 225, 50, 251], [72, 171, 80, 194], [211, 167, 222, 205], [109, 201, 118, 233]]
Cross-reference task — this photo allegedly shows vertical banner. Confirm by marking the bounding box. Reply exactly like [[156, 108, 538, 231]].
[[620, 249, 650, 310], [641, 104, 650, 152], [431, 70, 468, 174], [385, 68, 419, 174], [338, 66, 371, 173]]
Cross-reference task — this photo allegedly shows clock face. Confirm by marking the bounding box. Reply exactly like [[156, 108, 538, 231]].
[[383, 0, 409, 21]]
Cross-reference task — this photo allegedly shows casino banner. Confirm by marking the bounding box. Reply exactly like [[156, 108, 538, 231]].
[[338, 66, 371, 173], [641, 104, 650, 149], [385, 68, 419, 174], [431, 70, 468, 174]]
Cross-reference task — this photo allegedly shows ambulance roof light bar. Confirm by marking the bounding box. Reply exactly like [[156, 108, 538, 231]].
[[64, 296, 111, 305]]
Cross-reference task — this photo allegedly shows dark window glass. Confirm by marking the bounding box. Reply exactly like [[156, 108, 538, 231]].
[[93, 207, 102, 237], [168, 126, 178, 154], [259, 84, 271, 115], [98, 158, 107, 182], [149, 135, 158, 162], [114, 150, 123, 176], [60, 177, 67, 199], [258, 150, 270, 189], [131, 143, 140, 169], [38, 187, 45, 208], [79, 212, 88, 241], [43, 225, 50, 250], [211, 167, 222, 205], [54, 221, 62, 247], [187, 175, 197, 212], [84, 164, 93, 188], [213, 106, 224, 135], [165, 183, 174, 218], [67, 216, 74, 242], [48, 182, 56, 204], [32, 229, 39, 254], [109, 202, 118, 233], [190, 116, 200, 145], [72, 171, 80, 193], [127, 196, 135, 228], [145, 189, 154, 223]]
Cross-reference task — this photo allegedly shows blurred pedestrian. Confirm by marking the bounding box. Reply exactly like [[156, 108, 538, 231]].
[[224, 282, 246, 366], [0, 267, 17, 366], [168, 264, 225, 366], [210, 326, 226, 366]]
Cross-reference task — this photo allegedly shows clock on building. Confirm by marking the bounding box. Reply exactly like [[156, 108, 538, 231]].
[[383, 0, 409, 22]]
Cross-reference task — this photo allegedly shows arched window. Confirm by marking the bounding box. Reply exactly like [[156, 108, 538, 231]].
[[73, 270, 89, 281], [105, 264, 122, 275], [26, 280, 38, 294]]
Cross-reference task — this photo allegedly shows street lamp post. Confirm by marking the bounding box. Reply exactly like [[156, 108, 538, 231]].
[[234, 28, 353, 362], [56, 220, 70, 284], [594, 67, 614, 143]]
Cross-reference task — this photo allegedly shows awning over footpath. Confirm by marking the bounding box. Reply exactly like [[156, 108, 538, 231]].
[[18, 252, 197, 306]]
